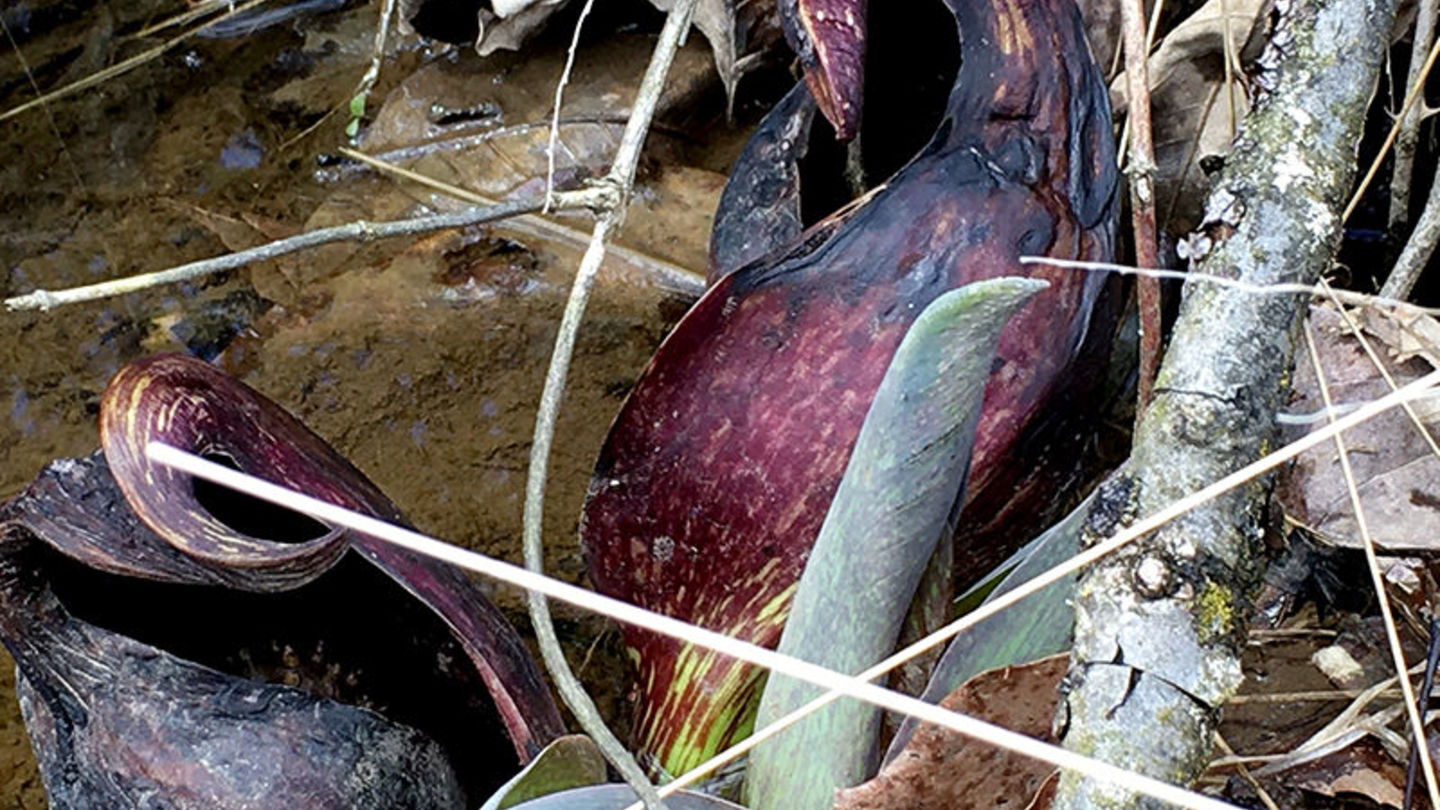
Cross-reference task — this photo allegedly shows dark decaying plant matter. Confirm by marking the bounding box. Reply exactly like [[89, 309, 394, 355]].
[[581, 0, 1119, 776], [0, 354, 563, 809]]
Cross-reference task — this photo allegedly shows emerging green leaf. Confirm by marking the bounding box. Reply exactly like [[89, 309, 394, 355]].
[[746, 277, 1048, 810]]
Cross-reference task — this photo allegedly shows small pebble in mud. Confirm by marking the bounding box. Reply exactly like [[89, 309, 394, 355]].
[[220, 129, 264, 171]]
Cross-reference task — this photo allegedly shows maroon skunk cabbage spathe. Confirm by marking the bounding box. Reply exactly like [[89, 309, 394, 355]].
[[581, 0, 1118, 776], [779, 0, 868, 141], [0, 354, 563, 808]]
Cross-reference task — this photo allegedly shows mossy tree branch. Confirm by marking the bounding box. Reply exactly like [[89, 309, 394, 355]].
[[1053, 0, 1397, 805]]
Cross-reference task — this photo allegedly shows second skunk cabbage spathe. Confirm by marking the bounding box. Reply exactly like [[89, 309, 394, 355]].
[[580, 0, 1118, 776], [0, 355, 565, 808]]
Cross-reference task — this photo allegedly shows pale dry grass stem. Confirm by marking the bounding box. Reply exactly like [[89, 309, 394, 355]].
[[0, 0, 272, 125]]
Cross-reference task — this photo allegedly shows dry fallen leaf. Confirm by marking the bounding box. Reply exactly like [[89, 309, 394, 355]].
[[477, 0, 570, 55], [400, 0, 780, 106], [1112, 0, 1264, 235], [1278, 305, 1440, 551], [649, 0, 782, 105], [1361, 305, 1440, 368], [832, 656, 1065, 810], [1271, 738, 1408, 809]]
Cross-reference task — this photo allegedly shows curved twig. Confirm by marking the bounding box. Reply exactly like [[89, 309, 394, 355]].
[[1382, 168, 1440, 299], [519, 2, 700, 809]]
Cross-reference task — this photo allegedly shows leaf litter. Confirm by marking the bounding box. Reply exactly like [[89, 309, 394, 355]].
[[1279, 304, 1440, 553], [833, 655, 1066, 810], [1110, 0, 1265, 236]]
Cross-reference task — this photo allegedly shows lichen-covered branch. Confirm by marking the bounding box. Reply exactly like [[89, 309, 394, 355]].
[[1053, 0, 1397, 805]]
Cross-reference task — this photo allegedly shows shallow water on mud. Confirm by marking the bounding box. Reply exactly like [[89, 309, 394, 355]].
[[0, 0, 773, 801]]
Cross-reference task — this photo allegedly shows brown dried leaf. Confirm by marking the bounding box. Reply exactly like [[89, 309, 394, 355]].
[[478, 0, 570, 56], [832, 656, 1065, 810], [1278, 305, 1440, 551], [468, 0, 780, 101], [1361, 306, 1440, 368], [651, 0, 781, 105], [1273, 738, 1407, 809], [655, 0, 736, 96], [1112, 0, 1264, 235]]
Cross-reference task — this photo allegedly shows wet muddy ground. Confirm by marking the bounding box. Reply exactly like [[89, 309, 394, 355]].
[[0, 0, 776, 802]]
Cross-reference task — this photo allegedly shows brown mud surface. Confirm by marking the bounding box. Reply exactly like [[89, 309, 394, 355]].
[[0, 0, 771, 801]]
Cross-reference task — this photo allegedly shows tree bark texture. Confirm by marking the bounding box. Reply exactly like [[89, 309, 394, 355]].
[[1053, 0, 1397, 805]]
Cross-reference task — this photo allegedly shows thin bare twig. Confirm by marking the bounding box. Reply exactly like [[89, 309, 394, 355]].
[[520, 2, 700, 808], [355, 0, 398, 108], [1382, 166, 1440, 299], [1302, 322, 1440, 809], [3, 192, 623, 312], [1112, 0, 1169, 171], [1119, 0, 1163, 413], [2, 142, 713, 314], [129, 0, 234, 39], [1019, 256, 1440, 319], [546, 0, 599, 209], [1344, 35, 1440, 224], [1405, 619, 1440, 810], [279, 0, 398, 150], [1226, 689, 1396, 703], [336, 147, 705, 293], [1220, 0, 1240, 138], [1389, 0, 1440, 236], [1213, 733, 1282, 810], [0, 14, 85, 193]]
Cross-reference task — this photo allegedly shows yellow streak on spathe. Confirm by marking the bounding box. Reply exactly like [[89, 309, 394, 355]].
[[661, 649, 764, 774], [669, 643, 704, 701], [124, 376, 152, 431], [755, 583, 798, 624], [652, 579, 801, 772], [992, 0, 1034, 56]]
